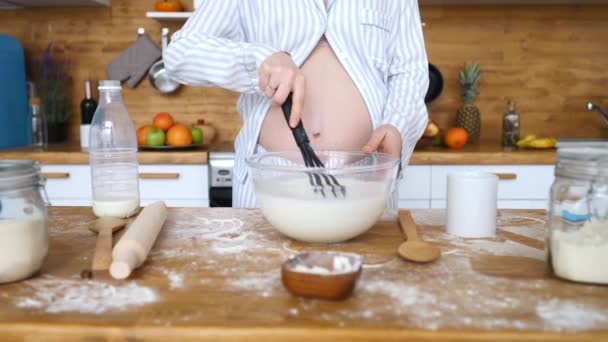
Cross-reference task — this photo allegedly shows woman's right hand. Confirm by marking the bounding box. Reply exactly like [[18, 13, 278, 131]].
[[259, 52, 306, 128]]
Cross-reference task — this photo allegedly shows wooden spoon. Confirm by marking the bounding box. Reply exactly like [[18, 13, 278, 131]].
[[89, 217, 127, 271], [397, 211, 441, 263]]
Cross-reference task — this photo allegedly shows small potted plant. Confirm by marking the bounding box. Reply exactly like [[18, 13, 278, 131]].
[[37, 43, 71, 143]]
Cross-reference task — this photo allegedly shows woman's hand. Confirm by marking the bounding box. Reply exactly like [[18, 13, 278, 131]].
[[259, 52, 306, 128], [362, 124, 402, 159]]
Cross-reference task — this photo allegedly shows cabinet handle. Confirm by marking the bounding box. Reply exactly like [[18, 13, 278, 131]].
[[41, 172, 70, 179], [494, 173, 517, 180], [139, 173, 180, 180]]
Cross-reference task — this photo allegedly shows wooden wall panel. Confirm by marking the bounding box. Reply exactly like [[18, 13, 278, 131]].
[[0, 1, 606, 146]]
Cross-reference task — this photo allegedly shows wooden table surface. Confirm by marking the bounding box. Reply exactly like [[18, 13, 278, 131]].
[[1, 207, 606, 342], [0, 144, 555, 165]]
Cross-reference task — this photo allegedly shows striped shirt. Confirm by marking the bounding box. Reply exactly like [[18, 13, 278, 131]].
[[164, 0, 429, 208]]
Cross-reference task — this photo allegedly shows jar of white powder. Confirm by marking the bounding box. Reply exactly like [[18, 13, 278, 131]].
[[548, 148, 608, 284], [0, 160, 49, 284]]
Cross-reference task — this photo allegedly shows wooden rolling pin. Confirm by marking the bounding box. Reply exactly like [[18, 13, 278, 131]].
[[110, 201, 168, 280]]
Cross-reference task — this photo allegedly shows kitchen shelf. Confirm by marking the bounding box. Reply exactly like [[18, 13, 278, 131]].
[[0, 0, 110, 8], [420, 0, 608, 4], [146, 11, 192, 21]]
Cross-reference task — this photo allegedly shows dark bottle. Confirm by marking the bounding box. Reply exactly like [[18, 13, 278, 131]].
[[502, 100, 520, 150], [81, 79, 97, 125]]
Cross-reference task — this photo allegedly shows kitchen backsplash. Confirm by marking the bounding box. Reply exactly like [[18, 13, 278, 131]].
[[0, 0, 606, 145]]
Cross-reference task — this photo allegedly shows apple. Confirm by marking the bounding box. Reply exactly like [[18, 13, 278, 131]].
[[190, 126, 203, 145], [423, 119, 441, 138], [146, 127, 166, 147]]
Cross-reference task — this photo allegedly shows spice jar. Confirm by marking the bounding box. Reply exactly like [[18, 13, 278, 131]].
[[0, 160, 49, 283], [548, 148, 608, 284]]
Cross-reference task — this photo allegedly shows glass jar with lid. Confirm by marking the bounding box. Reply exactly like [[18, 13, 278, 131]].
[[0, 160, 48, 283], [548, 147, 608, 284]]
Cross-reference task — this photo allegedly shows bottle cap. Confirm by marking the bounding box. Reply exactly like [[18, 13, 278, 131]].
[[29, 97, 41, 106], [98, 80, 121, 90], [507, 100, 516, 112]]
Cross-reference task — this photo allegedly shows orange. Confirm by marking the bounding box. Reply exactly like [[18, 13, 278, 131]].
[[136, 125, 153, 146], [155, 0, 183, 12], [166, 124, 192, 146], [153, 112, 175, 131], [444, 128, 468, 149]]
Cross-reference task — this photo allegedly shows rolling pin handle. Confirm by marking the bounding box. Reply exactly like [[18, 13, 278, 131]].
[[110, 250, 138, 280]]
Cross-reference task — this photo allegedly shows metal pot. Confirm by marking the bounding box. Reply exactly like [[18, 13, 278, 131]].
[[587, 103, 608, 127], [148, 28, 180, 94], [425, 63, 443, 103]]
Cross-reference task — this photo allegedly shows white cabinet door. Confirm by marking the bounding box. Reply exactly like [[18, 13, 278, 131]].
[[42, 164, 209, 208], [41, 165, 92, 206], [138, 165, 208, 201], [397, 165, 431, 201], [398, 200, 431, 209], [431, 165, 554, 200], [430, 199, 548, 210]]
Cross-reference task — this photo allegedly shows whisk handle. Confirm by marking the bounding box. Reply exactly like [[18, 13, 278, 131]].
[[281, 94, 311, 147]]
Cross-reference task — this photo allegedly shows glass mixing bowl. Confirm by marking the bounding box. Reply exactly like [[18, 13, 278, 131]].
[[246, 151, 399, 243]]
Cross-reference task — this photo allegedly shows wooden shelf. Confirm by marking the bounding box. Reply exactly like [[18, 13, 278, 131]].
[[146, 11, 192, 21], [420, 0, 608, 4], [0, 0, 110, 7]]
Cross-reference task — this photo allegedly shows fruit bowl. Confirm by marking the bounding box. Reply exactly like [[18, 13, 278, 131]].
[[138, 143, 207, 151], [246, 151, 399, 243]]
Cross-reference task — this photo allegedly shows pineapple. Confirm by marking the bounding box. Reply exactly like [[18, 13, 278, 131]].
[[455, 61, 481, 144]]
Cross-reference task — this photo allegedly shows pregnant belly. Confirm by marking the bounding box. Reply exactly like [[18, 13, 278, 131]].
[[258, 38, 373, 152]]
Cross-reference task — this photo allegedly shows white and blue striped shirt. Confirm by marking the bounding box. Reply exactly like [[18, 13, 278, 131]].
[[165, 0, 429, 208]]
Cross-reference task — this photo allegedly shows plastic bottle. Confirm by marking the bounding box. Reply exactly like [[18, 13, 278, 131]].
[[89, 80, 140, 218]]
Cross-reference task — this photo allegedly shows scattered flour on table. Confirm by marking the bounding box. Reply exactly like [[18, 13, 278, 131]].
[[150, 215, 283, 260], [536, 299, 608, 331], [14, 275, 158, 314], [228, 270, 281, 298], [163, 270, 184, 290]]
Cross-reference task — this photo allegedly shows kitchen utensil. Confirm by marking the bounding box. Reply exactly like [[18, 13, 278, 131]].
[[447, 171, 498, 238], [148, 28, 180, 94], [246, 151, 398, 243], [89, 217, 127, 271], [281, 251, 363, 300], [281, 94, 345, 198], [397, 211, 440, 263], [0, 34, 30, 149], [587, 102, 608, 127], [106, 28, 161, 89], [110, 201, 167, 280], [425, 63, 443, 103]]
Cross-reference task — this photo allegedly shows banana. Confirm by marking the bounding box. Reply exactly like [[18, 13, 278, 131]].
[[516, 134, 537, 148], [528, 138, 556, 149]]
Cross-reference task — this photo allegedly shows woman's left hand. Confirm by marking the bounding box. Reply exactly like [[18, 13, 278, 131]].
[[362, 124, 402, 159]]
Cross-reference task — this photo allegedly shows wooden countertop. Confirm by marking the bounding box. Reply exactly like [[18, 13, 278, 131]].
[[0, 144, 209, 164], [0, 144, 555, 165], [1, 207, 606, 341]]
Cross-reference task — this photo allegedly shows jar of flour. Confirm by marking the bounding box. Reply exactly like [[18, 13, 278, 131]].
[[548, 147, 608, 284], [0, 160, 48, 283]]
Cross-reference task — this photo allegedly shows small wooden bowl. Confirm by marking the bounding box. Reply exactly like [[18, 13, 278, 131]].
[[281, 251, 363, 300]]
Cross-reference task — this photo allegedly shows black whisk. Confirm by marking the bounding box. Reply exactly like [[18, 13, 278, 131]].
[[281, 95, 346, 198]]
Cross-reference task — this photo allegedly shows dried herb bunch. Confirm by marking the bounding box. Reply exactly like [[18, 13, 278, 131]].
[[37, 43, 71, 125]]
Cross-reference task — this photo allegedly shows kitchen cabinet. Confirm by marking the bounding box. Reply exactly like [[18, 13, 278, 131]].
[[41, 164, 209, 208], [0, 0, 110, 8], [398, 165, 554, 210]]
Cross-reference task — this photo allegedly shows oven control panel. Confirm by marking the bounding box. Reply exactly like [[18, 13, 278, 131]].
[[209, 158, 234, 188]]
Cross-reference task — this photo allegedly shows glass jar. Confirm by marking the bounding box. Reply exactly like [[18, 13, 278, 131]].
[[548, 147, 608, 284], [0, 160, 48, 283]]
